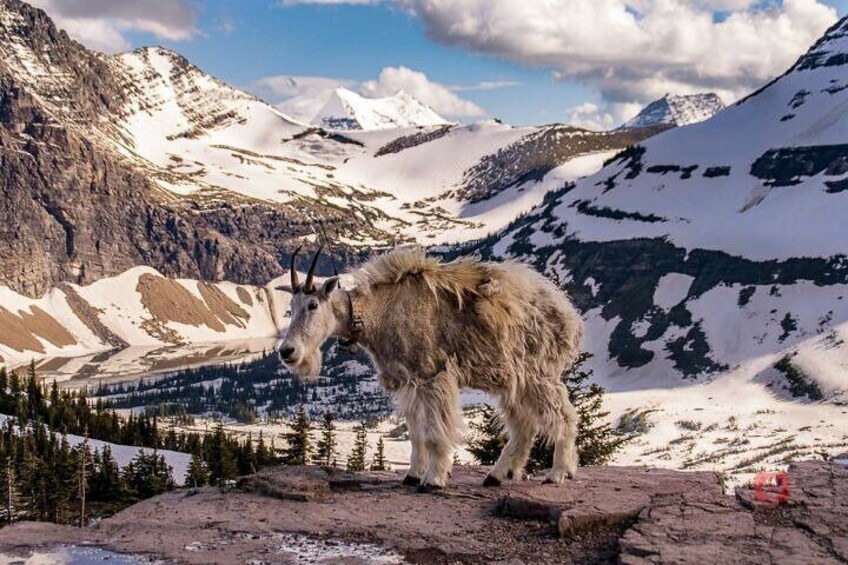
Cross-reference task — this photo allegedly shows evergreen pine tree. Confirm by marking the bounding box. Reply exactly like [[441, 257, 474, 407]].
[[72, 435, 93, 527], [51, 435, 75, 524], [89, 445, 125, 504], [17, 442, 41, 520], [1, 457, 20, 524], [282, 405, 312, 465], [346, 422, 368, 472], [467, 353, 628, 472], [206, 422, 238, 486], [466, 407, 506, 465], [255, 432, 275, 467], [313, 412, 338, 467], [124, 450, 173, 500], [185, 448, 210, 488], [236, 436, 257, 475], [370, 436, 388, 471]]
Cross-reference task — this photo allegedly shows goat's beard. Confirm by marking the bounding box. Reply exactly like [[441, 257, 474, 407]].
[[288, 350, 322, 381]]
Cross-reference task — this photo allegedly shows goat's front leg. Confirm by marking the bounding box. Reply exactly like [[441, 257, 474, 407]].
[[401, 372, 462, 492], [376, 370, 424, 485], [403, 419, 428, 486]]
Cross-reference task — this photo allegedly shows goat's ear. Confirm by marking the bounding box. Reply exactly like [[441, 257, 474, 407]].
[[275, 285, 293, 294], [321, 276, 339, 297]]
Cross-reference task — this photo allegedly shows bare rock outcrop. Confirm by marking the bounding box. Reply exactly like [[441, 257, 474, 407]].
[[0, 460, 845, 564]]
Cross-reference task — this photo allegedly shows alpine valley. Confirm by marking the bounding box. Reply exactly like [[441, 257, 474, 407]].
[[0, 0, 846, 485]]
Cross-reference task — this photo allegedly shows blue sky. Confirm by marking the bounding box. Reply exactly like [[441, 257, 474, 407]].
[[34, 0, 848, 127]]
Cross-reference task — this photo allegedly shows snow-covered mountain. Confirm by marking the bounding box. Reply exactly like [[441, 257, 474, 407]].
[[473, 15, 848, 482], [0, 0, 666, 299], [313, 87, 451, 130], [623, 93, 725, 128]]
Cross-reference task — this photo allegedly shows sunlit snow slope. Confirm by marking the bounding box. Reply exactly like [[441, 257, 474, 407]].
[[476, 16, 848, 481], [103, 48, 661, 244]]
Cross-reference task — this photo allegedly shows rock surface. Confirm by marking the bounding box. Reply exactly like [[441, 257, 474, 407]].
[[0, 461, 845, 564]]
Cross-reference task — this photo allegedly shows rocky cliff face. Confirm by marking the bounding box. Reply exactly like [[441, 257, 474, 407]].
[[0, 0, 373, 297]]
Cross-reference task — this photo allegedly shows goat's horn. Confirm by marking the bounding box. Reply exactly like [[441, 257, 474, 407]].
[[290, 245, 303, 292], [304, 244, 323, 293]]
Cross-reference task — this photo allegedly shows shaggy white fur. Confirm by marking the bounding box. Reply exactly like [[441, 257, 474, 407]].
[[280, 246, 584, 490]]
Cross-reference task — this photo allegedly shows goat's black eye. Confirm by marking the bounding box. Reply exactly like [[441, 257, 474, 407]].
[[308, 302, 318, 311]]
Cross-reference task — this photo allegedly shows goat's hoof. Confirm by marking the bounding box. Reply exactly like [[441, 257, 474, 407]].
[[482, 474, 502, 487], [544, 469, 576, 484], [402, 475, 421, 487], [417, 483, 444, 494]]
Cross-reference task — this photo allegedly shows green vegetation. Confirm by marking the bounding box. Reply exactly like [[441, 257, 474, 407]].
[[675, 420, 702, 431], [281, 405, 312, 465], [774, 355, 824, 401], [703, 166, 731, 178], [370, 436, 388, 471], [575, 200, 666, 223], [0, 365, 280, 527], [314, 412, 338, 467], [346, 422, 369, 472]]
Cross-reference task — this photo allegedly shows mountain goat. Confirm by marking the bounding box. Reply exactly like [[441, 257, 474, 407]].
[[277, 245, 583, 491]]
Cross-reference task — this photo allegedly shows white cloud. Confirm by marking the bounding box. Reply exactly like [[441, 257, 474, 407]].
[[398, 0, 838, 106], [28, 0, 197, 53], [361, 66, 486, 118], [450, 80, 521, 92], [257, 67, 488, 121], [565, 101, 643, 130], [566, 103, 619, 131]]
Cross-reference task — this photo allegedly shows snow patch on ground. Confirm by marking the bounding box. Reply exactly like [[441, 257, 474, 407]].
[[653, 274, 694, 309]]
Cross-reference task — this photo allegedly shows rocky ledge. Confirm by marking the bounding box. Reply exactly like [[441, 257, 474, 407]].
[[0, 461, 845, 564]]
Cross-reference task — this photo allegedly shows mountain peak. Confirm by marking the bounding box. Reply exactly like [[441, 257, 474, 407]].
[[313, 87, 450, 131], [792, 14, 848, 72], [623, 93, 725, 129]]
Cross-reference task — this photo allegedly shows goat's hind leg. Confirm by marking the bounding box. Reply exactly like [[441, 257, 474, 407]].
[[484, 405, 537, 486], [542, 382, 578, 484]]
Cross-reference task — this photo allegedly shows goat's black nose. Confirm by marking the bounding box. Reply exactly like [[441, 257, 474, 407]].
[[279, 346, 295, 361]]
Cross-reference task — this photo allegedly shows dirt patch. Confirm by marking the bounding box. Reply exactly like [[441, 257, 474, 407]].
[[197, 283, 249, 328], [235, 287, 254, 306], [136, 274, 250, 337], [0, 305, 76, 353], [59, 284, 128, 348], [36, 356, 74, 372]]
